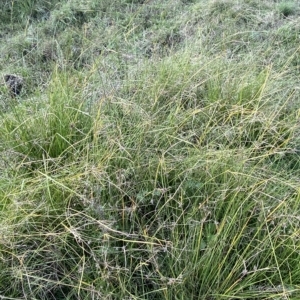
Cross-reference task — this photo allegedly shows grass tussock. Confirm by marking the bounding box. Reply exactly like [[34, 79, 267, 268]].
[[1, 0, 300, 299]]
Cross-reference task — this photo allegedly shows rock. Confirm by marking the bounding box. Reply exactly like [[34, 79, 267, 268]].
[[4, 74, 23, 97]]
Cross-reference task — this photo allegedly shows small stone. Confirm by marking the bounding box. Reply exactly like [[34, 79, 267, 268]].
[[4, 74, 23, 97]]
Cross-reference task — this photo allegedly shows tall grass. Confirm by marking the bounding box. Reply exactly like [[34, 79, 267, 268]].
[[1, 0, 300, 299]]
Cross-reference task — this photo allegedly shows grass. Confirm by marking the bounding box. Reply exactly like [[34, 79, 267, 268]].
[[1, 0, 300, 299], [278, 1, 298, 17]]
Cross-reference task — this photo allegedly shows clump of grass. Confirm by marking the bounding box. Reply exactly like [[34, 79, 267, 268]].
[[278, 1, 297, 17], [0, 69, 92, 169]]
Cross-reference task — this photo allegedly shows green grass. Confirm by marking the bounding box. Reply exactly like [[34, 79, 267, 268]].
[[278, 1, 298, 17], [1, 0, 300, 299]]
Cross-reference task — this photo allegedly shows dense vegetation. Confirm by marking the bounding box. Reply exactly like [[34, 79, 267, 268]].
[[0, 0, 300, 299]]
